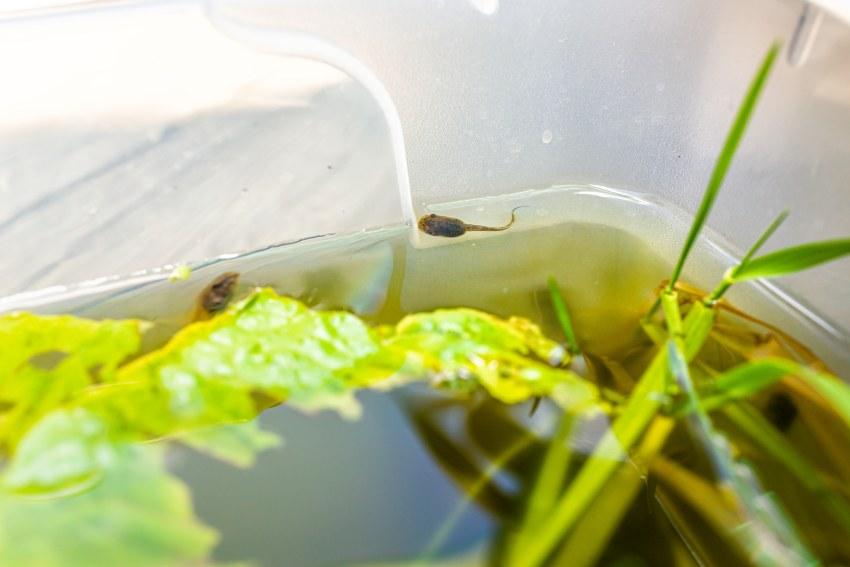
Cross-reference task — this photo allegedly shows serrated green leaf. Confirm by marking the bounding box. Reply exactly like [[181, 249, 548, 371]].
[[382, 308, 587, 405], [0, 312, 143, 379], [0, 313, 144, 450], [117, 289, 382, 419], [728, 239, 850, 283]]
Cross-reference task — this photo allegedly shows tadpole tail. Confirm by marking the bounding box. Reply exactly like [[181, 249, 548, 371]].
[[466, 206, 529, 232]]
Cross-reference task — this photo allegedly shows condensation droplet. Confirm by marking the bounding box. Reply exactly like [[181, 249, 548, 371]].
[[542, 129, 554, 144]]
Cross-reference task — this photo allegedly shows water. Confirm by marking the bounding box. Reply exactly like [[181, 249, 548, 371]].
[[4, 186, 850, 565], [160, 209, 668, 566]]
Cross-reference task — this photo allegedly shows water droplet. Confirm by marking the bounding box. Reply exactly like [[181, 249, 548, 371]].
[[542, 129, 553, 144]]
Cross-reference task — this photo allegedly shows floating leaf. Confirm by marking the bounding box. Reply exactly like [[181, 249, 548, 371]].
[[383, 308, 586, 405], [3, 408, 114, 495], [0, 445, 217, 567], [0, 312, 143, 379], [117, 289, 382, 419], [0, 314, 144, 450], [178, 420, 282, 468]]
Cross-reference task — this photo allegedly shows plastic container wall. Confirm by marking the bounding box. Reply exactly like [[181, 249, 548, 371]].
[[211, 0, 850, 327], [0, 0, 404, 297], [1, 0, 850, 330]]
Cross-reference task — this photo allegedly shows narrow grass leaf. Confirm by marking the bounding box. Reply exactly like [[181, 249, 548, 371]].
[[667, 42, 781, 290], [419, 432, 536, 563], [522, 411, 576, 531], [802, 370, 850, 430], [729, 239, 850, 283], [666, 344, 817, 567], [547, 277, 580, 355], [514, 350, 669, 567], [723, 403, 850, 534], [707, 210, 789, 302], [700, 357, 850, 431], [549, 417, 675, 567], [700, 359, 795, 411]]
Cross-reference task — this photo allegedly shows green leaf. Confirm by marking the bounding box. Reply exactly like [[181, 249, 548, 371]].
[[700, 359, 795, 412], [706, 210, 789, 302], [522, 411, 577, 532], [728, 239, 850, 283], [0, 445, 217, 567], [178, 420, 282, 468], [118, 289, 382, 419], [697, 357, 850, 433], [666, 342, 816, 567], [3, 408, 115, 495], [0, 312, 143, 379], [723, 403, 850, 534], [547, 277, 580, 355], [666, 42, 780, 291], [548, 418, 675, 567], [516, 346, 670, 566], [801, 369, 850, 430], [383, 308, 589, 405], [0, 314, 144, 450]]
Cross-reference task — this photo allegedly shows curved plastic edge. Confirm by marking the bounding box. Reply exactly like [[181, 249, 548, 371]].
[[203, 2, 416, 227]]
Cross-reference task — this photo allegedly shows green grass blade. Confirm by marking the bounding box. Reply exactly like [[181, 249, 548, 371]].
[[723, 403, 850, 534], [522, 411, 576, 531], [699, 359, 795, 412], [666, 342, 817, 567], [666, 42, 780, 292], [547, 277, 581, 355], [549, 417, 675, 567], [696, 357, 850, 431], [706, 210, 789, 303], [726, 239, 850, 283], [515, 350, 668, 567], [418, 432, 536, 563], [661, 291, 684, 337], [802, 369, 850, 429], [682, 301, 716, 359], [740, 210, 791, 266], [513, 302, 718, 567]]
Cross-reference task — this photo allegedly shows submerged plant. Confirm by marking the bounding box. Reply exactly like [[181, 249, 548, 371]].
[[2, 41, 850, 567]]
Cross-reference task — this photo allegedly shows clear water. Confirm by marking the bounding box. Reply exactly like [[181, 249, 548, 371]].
[[4, 186, 849, 565]]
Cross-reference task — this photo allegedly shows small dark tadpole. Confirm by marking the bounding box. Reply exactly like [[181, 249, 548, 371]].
[[765, 392, 797, 432], [417, 206, 526, 238], [199, 272, 240, 315]]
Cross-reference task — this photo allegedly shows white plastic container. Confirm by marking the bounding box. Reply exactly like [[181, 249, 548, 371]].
[[1, 0, 849, 330]]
